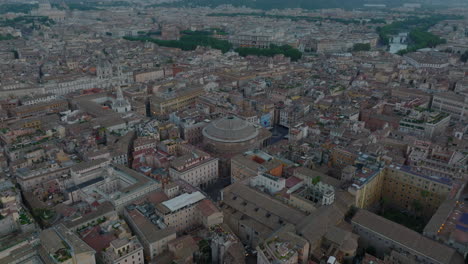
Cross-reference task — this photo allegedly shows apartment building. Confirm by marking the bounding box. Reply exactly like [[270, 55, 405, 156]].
[[20, 93, 57, 106], [101, 237, 144, 264], [221, 183, 307, 248], [124, 207, 177, 261], [169, 149, 219, 188], [348, 167, 385, 209], [331, 147, 359, 170], [150, 88, 205, 118], [293, 167, 337, 206], [382, 165, 453, 218], [229, 29, 285, 49], [352, 210, 463, 264], [347, 161, 454, 218], [155, 191, 223, 232], [432, 92, 468, 122], [16, 163, 70, 192], [257, 236, 299, 264], [230, 150, 284, 183], [10, 99, 69, 118], [40, 224, 96, 264], [404, 51, 450, 69], [407, 141, 468, 180], [399, 111, 450, 139]]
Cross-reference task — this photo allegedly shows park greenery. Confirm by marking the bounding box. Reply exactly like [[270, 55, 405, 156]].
[[181, 29, 228, 36], [123, 35, 233, 53], [67, 3, 101, 11], [397, 30, 446, 55], [51, 1, 131, 10], [0, 3, 38, 14], [0, 16, 55, 28], [92, 1, 131, 7], [207, 12, 385, 25], [377, 15, 462, 55], [461, 51, 468, 62], [0, 34, 16, 41], [235, 44, 302, 61], [124, 33, 302, 60], [146, 0, 407, 10], [352, 43, 371, 51]]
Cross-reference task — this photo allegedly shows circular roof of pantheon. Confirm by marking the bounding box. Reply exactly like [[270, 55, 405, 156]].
[[202, 116, 259, 143]]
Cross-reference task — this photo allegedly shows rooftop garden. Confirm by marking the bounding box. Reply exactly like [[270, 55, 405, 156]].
[[267, 237, 295, 260], [19, 212, 32, 225], [312, 176, 321, 185], [401, 118, 424, 124], [427, 112, 449, 124], [33, 208, 55, 221], [414, 106, 434, 113], [53, 248, 71, 263]]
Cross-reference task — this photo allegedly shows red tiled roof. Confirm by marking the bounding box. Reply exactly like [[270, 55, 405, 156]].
[[146, 191, 169, 204], [286, 176, 303, 188], [197, 199, 219, 217], [81, 226, 116, 253]]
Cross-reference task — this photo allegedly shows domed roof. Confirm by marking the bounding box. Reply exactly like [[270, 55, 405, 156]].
[[340, 237, 358, 253], [203, 116, 259, 143]]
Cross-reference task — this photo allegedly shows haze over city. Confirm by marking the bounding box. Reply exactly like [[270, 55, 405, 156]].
[[0, 0, 467, 264]]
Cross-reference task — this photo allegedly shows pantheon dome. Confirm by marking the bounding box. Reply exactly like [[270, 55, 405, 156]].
[[202, 116, 269, 154]]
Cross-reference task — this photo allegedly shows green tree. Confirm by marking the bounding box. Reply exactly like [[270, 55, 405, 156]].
[[234, 44, 302, 61], [461, 51, 468, 63], [123, 35, 232, 53], [312, 176, 321, 185], [412, 200, 423, 213], [352, 43, 371, 51], [380, 197, 388, 214], [345, 206, 358, 222], [366, 246, 377, 256]]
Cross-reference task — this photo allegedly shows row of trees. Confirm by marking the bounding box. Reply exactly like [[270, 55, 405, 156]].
[[145, 0, 406, 11], [180, 30, 213, 36], [397, 30, 447, 55], [461, 51, 468, 63], [352, 43, 371, 51], [0, 16, 55, 28], [0, 34, 16, 41], [123, 35, 233, 53], [376, 15, 462, 55], [235, 44, 302, 61], [377, 15, 461, 46], [207, 12, 385, 25], [181, 29, 228, 36], [66, 3, 101, 11], [124, 35, 303, 61], [0, 3, 37, 14]]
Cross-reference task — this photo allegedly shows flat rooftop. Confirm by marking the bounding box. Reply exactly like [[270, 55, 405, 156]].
[[161, 191, 205, 212]]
